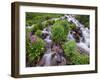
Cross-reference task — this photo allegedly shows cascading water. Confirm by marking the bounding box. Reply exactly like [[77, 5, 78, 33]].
[[28, 14, 90, 66], [65, 14, 90, 54], [40, 27, 53, 66]]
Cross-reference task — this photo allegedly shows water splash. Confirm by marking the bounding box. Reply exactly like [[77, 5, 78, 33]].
[[65, 14, 90, 54], [33, 14, 90, 66]]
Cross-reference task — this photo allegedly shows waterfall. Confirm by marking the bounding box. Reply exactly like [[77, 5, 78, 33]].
[[40, 27, 53, 66], [35, 14, 90, 66], [65, 14, 90, 54]]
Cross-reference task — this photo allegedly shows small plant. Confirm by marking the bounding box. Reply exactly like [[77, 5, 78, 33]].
[[46, 20, 55, 25], [26, 36, 46, 63], [63, 40, 89, 64], [32, 22, 43, 32], [69, 23, 76, 30], [75, 15, 89, 27], [26, 20, 33, 26], [63, 40, 77, 57], [35, 30, 42, 37], [45, 15, 51, 20], [71, 53, 89, 64], [42, 20, 55, 28], [55, 20, 70, 35], [51, 23, 66, 43]]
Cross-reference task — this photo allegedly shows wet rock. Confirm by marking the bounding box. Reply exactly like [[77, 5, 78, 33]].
[[51, 54, 66, 66], [41, 33, 48, 39], [77, 43, 89, 55]]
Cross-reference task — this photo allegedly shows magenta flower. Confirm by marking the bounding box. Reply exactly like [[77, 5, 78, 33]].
[[28, 32, 37, 43], [30, 35, 37, 43]]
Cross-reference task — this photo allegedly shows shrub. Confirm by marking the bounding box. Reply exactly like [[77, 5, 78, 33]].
[[55, 20, 70, 35], [26, 28, 32, 35], [32, 22, 43, 32], [71, 53, 89, 64], [79, 54, 89, 64], [42, 20, 55, 28], [31, 24, 38, 32], [51, 19, 71, 43], [26, 20, 33, 26], [51, 23, 66, 43], [26, 12, 63, 25], [45, 15, 51, 20], [75, 15, 89, 27], [42, 22, 49, 28], [26, 37, 46, 62], [63, 40, 89, 64], [63, 40, 77, 57], [69, 23, 76, 30], [35, 30, 42, 37], [47, 20, 55, 25]]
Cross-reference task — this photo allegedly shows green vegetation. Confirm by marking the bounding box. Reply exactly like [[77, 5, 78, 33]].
[[42, 20, 55, 28], [26, 28, 45, 65], [55, 20, 70, 35], [63, 40, 77, 57], [75, 15, 89, 27], [26, 37, 46, 63], [63, 40, 89, 64], [35, 30, 42, 37], [26, 12, 63, 26], [26, 13, 90, 66], [71, 53, 89, 64], [46, 20, 55, 26], [51, 21, 67, 43], [69, 23, 76, 30], [32, 22, 43, 32]]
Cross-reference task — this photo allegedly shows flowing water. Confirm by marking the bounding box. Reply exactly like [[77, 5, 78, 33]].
[[39, 27, 53, 66], [65, 14, 90, 54], [28, 14, 90, 66], [40, 14, 90, 66]]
